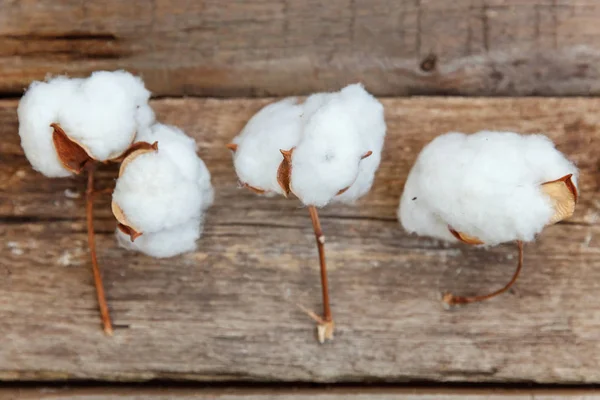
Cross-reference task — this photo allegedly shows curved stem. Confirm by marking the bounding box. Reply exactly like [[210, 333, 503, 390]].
[[443, 241, 524, 305], [308, 206, 332, 323], [86, 164, 113, 335]]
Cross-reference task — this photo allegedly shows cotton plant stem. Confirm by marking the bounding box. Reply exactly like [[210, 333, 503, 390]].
[[443, 241, 524, 305], [308, 206, 333, 324], [85, 164, 113, 336]]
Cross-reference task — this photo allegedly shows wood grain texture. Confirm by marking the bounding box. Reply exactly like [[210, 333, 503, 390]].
[[2, 387, 600, 400], [2, 0, 600, 97], [0, 97, 599, 383]]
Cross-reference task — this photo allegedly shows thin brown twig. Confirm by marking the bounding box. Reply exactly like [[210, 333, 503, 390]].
[[308, 206, 332, 323], [86, 163, 113, 336], [443, 241, 524, 305], [295, 303, 326, 325]]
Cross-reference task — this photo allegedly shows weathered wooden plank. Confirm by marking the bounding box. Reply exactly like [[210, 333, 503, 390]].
[[2, 0, 600, 97], [1, 387, 600, 400], [0, 97, 599, 383], [0, 388, 594, 400]]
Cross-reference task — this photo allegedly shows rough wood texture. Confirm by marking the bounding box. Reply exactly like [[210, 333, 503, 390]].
[[0, 97, 599, 383], [2, 387, 600, 400], [2, 0, 600, 97]]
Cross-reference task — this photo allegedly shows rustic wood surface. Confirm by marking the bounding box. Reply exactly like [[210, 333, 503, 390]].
[[2, 387, 600, 400], [0, 97, 599, 383], [2, 0, 600, 97]]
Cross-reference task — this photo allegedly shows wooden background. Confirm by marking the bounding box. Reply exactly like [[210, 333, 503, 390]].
[[1, 0, 600, 97], [1, 0, 600, 398], [3, 387, 600, 399], [1, 97, 599, 383]]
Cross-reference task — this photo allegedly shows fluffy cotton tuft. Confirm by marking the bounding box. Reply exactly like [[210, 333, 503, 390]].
[[18, 77, 83, 177], [18, 70, 155, 177], [230, 83, 386, 206], [116, 218, 202, 258], [399, 131, 578, 245], [291, 84, 386, 206], [112, 123, 214, 258], [58, 71, 154, 160], [231, 98, 304, 195]]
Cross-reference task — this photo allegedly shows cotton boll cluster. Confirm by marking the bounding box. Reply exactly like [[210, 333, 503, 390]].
[[229, 83, 386, 207], [16, 70, 214, 336], [112, 123, 214, 258], [17, 70, 213, 259], [18, 70, 154, 177], [399, 131, 578, 246]]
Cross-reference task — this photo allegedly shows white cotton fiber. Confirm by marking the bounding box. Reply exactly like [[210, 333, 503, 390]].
[[116, 218, 203, 258], [17, 77, 82, 177], [290, 98, 363, 206], [230, 83, 386, 206], [399, 131, 578, 245], [57, 71, 155, 160], [112, 123, 214, 257], [17, 71, 154, 177], [291, 84, 386, 206], [231, 98, 304, 195]]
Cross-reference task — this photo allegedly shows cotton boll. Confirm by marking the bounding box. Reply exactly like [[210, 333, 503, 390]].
[[112, 123, 214, 237], [18, 71, 154, 177], [331, 84, 386, 203], [17, 77, 81, 177], [399, 131, 578, 246], [116, 218, 203, 258], [115, 153, 202, 232], [231, 98, 303, 195], [57, 70, 154, 161], [228, 84, 386, 340], [230, 83, 386, 206], [113, 123, 213, 258], [291, 99, 363, 206], [137, 123, 215, 209], [291, 84, 386, 207]]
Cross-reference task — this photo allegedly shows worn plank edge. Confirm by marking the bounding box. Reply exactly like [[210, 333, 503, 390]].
[[2, 387, 600, 399]]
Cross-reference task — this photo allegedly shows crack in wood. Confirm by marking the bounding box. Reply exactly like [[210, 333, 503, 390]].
[[0, 33, 127, 60], [2, 33, 118, 41]]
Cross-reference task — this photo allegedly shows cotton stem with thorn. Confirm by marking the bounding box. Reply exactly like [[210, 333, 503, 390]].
[[443, 241, 524, 306], [307, 205, 334, 343], [85, 163, 113, 336]]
